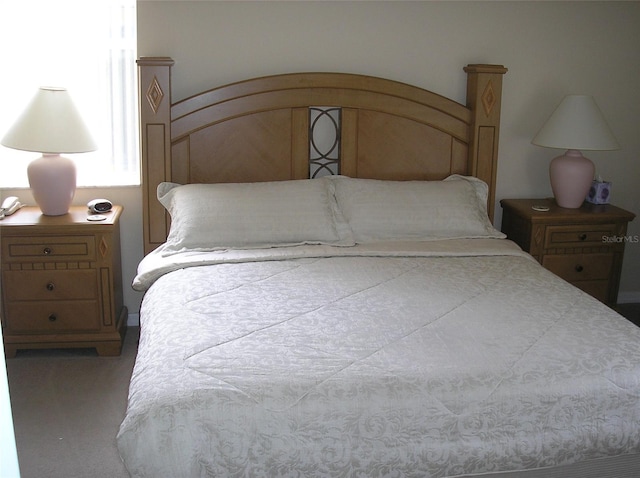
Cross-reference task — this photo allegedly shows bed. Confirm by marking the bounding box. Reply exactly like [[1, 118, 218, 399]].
[[117, 58, 640, 477]]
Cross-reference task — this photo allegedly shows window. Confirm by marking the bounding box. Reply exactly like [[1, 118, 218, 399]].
[[0, 0, 138, 188]]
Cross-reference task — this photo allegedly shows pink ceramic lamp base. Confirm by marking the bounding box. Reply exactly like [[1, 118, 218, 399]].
[[549, 149, 595, 209], [27, 154, 76, 216]]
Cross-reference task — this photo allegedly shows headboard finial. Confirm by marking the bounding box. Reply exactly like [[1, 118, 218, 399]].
[[137, 56, 175, 67]]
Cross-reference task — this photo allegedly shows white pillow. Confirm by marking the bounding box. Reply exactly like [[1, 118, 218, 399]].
[[331, 175, 505, 243], [158, 178, 354, 254]]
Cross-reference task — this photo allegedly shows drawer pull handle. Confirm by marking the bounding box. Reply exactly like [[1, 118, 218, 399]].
[[46, 283, 55, 291], [575, 264, 584, 273], [43, 247, 53, 255], [578, 233, 587, 241], [48, 314, 57, 322]]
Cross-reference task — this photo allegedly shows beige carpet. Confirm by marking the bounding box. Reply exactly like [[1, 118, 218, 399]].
[[6, 327, 138, 478]]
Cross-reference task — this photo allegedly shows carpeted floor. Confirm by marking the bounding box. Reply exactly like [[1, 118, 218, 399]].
[[5, 304, 640, 478], [617, 302, 640, 328], [6, 327, 139, 478]]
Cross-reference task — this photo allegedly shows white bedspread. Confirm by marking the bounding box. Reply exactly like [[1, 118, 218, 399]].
[[118, 240, 640, 477]]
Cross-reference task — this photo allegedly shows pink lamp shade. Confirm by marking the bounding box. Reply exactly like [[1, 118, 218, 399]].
[[532, 95, 618, 209], [1, 87, 96, 215]]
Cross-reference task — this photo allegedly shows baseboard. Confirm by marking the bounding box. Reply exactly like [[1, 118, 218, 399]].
[[618, 291, 640, 304], [128, 312, 140, 327]]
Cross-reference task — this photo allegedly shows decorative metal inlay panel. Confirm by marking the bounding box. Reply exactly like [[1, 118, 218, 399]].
[[309, 107, 341, 178], [146, 76, 164, 114]]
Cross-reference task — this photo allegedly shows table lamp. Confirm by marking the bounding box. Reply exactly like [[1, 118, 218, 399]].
[[532, 95, 618, 209], [1, 87, 97, 216]]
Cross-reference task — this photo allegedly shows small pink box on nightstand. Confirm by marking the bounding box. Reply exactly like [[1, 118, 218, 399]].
[[586, 180, 611, 204]]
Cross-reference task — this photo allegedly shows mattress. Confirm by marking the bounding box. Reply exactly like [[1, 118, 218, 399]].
[[117, 239, 640, 477]]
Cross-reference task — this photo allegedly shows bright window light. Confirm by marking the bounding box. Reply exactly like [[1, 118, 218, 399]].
[[0, 0, 138, 188]]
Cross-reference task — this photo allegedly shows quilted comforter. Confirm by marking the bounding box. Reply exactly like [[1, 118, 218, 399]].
[[117, 239, 640, 477]]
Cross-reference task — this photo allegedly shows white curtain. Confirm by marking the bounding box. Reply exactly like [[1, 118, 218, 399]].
[[0, 0, 138, 187]]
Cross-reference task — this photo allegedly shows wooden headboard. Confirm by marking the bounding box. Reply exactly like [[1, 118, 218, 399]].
[[137, 58, 507, 255]]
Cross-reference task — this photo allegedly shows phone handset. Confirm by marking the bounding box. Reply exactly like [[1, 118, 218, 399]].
[[0, 196, 23, 219]]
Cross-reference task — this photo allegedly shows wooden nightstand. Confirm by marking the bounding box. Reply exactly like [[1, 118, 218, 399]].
[[500, 198, 635, 307], [0, 206, 127, 357]]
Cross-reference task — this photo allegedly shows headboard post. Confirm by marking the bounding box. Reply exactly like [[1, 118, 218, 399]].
[[137, 57, 174, 255], [464, 64, 508, 221]]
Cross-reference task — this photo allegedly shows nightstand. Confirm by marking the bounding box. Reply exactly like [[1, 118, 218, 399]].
[[1, 206, 127, 357], [500, 198, 635, 307]]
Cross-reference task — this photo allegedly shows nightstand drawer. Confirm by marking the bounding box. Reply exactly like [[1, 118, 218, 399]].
[[3, 270, 98, 301], [2, 235, 96, 262], [542, 253, 613, 282], [4, 301, 101, 334], [544, 224, 615, 248]]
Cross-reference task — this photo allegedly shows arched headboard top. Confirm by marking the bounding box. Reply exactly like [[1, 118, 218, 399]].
[[169, 71, 474, 144], [137, 57, 507, 254], [171, 71, 473, 122]]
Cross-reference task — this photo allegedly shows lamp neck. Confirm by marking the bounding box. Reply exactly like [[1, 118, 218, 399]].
[[565, 149, 584, 158]]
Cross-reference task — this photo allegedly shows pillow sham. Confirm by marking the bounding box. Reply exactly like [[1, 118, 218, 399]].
[[330, 175, 505, 243], [157, 179, 354, 254]]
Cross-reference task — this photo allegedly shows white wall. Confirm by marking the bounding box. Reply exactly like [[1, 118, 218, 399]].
[[0, 333, 20, 478], [137, 0, 640, 300]]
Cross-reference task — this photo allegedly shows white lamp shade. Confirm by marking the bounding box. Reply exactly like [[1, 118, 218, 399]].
[[1, 87, 96, 153], [532, 95, 619, 151]]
